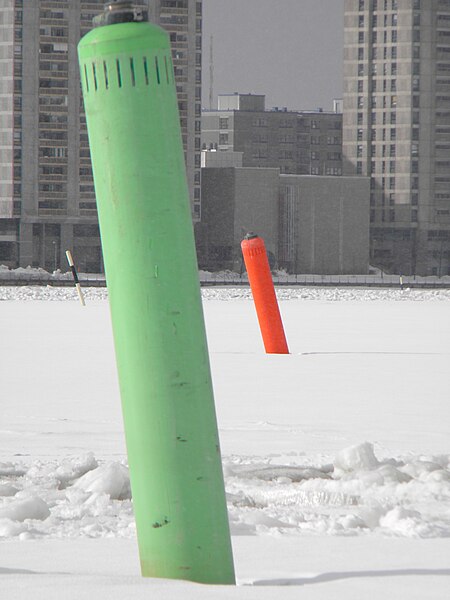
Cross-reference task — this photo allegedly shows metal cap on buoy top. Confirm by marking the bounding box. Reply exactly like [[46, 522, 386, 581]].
[[93, 1, 148, 27], [241, 233, 289, 354]]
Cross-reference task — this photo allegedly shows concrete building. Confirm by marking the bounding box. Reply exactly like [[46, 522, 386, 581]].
[[200, 167, 279, 271], [201, 149, 243, 168], [0, 0, 202, 271], [200, 167, 370, 274], [202, 94, 343, 177], [343, 0, 450, 275], [279, 175, 370, 274]]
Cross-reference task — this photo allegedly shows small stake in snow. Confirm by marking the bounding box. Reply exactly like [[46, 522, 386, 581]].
[[241, 233, 289, 354], [65, 250, 85, 306]]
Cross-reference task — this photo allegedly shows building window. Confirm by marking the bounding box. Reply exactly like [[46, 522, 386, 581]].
[[327, 152, 341, 161], [253, 117, 267, 127], [219, 117, 229, 129]]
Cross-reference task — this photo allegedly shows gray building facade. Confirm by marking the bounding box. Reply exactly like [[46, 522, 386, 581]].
[[200, 167, 370, 275], [202, 94, 343, 177], [279, 175, 370, 274], [199, 167, 279, 271], [0, 0, 202, 271], [343, 0, 450, 275]]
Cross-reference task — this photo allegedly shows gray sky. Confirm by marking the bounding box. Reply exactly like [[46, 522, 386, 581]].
[[202, 0, 345, 111]]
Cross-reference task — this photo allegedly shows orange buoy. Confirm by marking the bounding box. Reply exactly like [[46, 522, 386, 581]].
[[241, 233, 289, 354]]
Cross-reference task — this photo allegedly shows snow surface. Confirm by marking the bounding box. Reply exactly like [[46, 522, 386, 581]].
[[1, 286, 449, 598]]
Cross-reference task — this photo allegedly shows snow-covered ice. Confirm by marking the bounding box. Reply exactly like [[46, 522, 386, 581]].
[[1, 286, 449, 598]]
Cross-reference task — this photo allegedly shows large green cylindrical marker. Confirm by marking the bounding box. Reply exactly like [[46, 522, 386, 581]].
[[78, 3, 234, 585]]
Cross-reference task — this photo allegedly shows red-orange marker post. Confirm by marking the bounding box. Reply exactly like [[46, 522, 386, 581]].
[[241, 233, 289, 354]]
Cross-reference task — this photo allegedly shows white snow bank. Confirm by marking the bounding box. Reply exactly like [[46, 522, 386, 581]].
[[0, 496, 50, 522], [1, 444, 448, 540], [334, 441, 380, 472], [73, 462, 131, 500], [1, 285, 450, 302]]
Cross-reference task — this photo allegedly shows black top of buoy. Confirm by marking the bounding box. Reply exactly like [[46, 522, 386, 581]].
[[93, 1, 148, 27], [244, 232, 259, 240]]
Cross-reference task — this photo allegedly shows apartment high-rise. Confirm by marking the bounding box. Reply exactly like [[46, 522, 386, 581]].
[[343, 0, 450, 275], [0, 0, 201, 271], [148, 0, 202, 221]]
